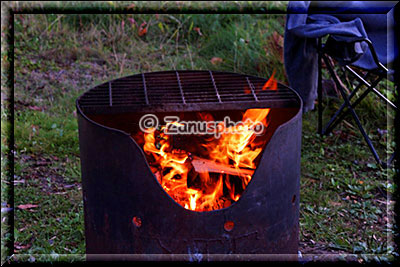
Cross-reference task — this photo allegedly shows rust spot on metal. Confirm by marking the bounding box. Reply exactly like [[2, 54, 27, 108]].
[[224, 221, 234, 232], [132, 216, 142, 227]]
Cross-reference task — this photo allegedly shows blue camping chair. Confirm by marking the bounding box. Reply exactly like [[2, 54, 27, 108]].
[[284, 1, 398, 168]]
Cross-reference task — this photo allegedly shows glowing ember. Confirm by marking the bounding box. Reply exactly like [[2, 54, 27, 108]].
[[140, 108, 271, 212]]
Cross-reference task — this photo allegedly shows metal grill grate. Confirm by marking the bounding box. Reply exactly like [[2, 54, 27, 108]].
[[77, 70, 300, 114]]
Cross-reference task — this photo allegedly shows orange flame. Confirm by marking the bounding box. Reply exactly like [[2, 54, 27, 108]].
[[141, 108, 271, 212], [261, 70, 277, 91]]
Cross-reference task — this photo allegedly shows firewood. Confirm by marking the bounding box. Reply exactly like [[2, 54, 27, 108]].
[[190, 156, 254, 177]]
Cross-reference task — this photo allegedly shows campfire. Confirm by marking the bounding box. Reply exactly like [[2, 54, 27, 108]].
[[134, 108, 271, 211]]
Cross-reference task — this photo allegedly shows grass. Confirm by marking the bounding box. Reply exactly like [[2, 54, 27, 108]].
[[2, 1, 397, 264], [300, 111, 396, 261]]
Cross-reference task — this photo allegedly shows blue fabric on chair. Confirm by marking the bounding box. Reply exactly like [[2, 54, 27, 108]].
[[283, 1, 397, 112]]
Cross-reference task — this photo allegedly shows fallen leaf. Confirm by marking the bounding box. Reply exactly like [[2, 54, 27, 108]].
[[34, 160, 49, 166], [193, 27, 202, 36], [14, 242, 31, 251], [28, 106, 44, 111], [139, 27, 147, 36], [329, 201, 342, 207], [63, 183, 77, 189], [17, 204, 38, 210], [210, 57, 223, 65], [138, 22, 147, 36], [18, 226, 28, 232]]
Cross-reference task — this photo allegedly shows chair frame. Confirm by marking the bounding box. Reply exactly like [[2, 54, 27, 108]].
[[317, 37, 397, 168]]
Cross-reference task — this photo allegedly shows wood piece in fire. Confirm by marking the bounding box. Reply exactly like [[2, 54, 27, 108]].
[[190, 156, 254, 177]]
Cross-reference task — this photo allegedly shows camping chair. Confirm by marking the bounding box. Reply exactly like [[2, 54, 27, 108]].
[[284, 1, 398, 168], [317, 36, 397, 168]]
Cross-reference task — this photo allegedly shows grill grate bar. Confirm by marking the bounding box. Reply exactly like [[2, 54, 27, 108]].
[[209, 71, 222, 103], [176, 71, 186, 104], [246, 77, 259, 102], [142, 73, 149, 105], [108, 82, 112, 107]]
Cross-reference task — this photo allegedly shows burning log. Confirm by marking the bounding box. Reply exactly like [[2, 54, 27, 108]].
[[190, 156, 254, 177]]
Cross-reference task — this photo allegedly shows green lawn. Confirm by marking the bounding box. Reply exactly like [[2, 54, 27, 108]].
[[1, 1, 397, 263]]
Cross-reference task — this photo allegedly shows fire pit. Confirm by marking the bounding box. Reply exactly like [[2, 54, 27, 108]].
[[76, 70, 302, 261]]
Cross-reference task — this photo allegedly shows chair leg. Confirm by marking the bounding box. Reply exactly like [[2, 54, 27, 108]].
[[322, 54, 383, 166], [324, 72, 383, 135], [322, 71, 370, 135], [323, 71, 396, 168]]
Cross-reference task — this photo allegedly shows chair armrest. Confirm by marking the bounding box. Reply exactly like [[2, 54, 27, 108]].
[[322, 36, 387, 72]]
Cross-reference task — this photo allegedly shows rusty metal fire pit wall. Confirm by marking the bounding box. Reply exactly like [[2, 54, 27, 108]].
[[76, 70, 302, 261]]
